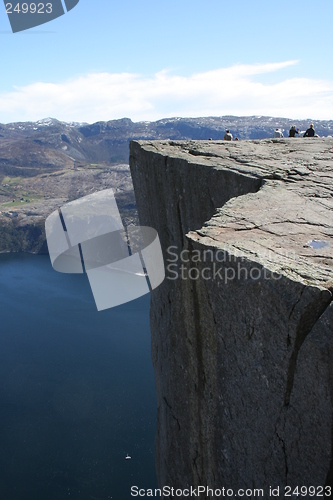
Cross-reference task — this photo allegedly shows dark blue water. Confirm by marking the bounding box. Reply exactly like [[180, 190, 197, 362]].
[[0, 253, 157, 500]]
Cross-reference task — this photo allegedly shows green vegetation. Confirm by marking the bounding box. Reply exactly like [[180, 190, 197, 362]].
[[0, 223, 46, 253], [74, 163, 106, 170], [1, 197, 42, 208], [1, 175, 22, 187], [0, 175, 44, 207]]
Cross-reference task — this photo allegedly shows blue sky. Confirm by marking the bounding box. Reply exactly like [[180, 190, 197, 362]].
[[1, 0, 333, 123]]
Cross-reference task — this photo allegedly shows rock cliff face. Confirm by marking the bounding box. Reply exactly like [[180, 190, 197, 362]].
[[129, 139, 333, 494]]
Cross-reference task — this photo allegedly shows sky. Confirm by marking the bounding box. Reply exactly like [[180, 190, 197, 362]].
[[1, 0, 333, 124]]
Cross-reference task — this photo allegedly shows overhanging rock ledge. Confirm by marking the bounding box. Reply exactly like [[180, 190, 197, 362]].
[[129, 138, 333, 494]]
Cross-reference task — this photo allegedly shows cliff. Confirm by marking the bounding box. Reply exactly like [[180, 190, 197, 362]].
[[129, 138, 333, 495]]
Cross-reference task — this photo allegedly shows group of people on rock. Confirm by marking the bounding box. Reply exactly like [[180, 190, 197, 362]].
[[221, 124, 317, 141], [272, 124, 316, 138]]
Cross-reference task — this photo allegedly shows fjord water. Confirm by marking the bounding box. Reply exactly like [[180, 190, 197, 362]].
[[0, 253, 157, 500]]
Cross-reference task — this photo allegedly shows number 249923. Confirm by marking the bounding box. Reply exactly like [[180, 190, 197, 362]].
[[6, 3, 53, 14]]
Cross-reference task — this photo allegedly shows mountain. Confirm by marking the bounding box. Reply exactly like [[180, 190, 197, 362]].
[[1, 116, 333, 174]]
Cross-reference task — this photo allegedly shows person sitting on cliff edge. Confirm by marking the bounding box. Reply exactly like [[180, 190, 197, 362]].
[[272, 128, 284, 138], [224, 130, 233, 141], [289, 125, 299, 137], [303, 124, 315, 137]]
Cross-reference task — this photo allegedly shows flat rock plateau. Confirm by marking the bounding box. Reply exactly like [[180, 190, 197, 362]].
[[130, 138, 333, 496]]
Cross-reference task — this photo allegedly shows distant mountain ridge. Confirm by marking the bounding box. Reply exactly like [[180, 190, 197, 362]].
[[1, 115, 332, 170]]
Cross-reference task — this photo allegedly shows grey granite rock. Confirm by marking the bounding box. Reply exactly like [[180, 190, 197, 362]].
[[129, 138, 333, 497]]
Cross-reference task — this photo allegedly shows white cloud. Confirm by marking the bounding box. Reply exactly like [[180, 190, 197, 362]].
[[1, 60, 333, 123]]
